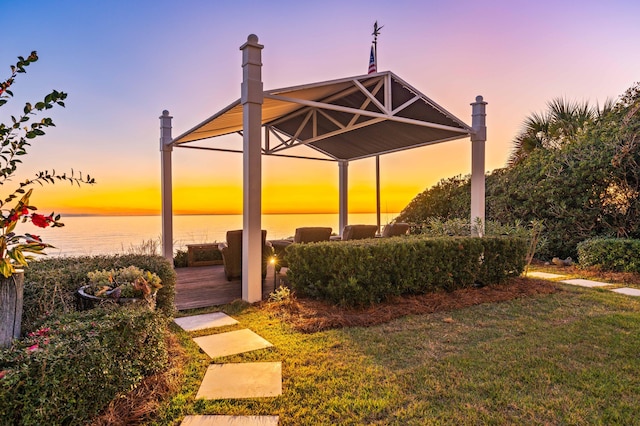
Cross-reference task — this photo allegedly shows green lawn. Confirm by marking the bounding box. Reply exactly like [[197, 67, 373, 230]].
[[155, 283, 640, 425]]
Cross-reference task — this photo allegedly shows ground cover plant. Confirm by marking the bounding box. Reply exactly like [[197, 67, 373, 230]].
[[159, 273, 640, 425]]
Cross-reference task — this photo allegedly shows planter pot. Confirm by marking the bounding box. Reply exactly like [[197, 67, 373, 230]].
[[76, 285, 156, 311], [0, 270, 24, 349]]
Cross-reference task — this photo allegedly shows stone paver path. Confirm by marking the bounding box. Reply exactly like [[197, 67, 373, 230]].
[[174, 312, 280, 425], [529, 271, 640, 298], [527, 271, 567, 280], [174, 312, 239, 331], [560, 278, 612, 288], [611, 287, 640, 297], [181, 416, 279, 426], [196, 362, 282, 399], [194, 329, 273, 359]]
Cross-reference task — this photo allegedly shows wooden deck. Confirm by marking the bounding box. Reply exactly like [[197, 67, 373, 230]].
[[174, 264, 278, 311]]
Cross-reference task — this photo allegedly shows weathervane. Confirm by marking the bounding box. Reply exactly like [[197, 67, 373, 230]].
[[372, 21, 383, 64], [372, 21, 383, 57]]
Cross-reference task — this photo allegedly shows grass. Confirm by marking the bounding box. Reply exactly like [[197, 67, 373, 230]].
[[152, 280, 640, 425]]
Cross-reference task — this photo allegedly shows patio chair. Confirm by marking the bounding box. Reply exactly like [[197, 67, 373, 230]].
[[271, 227, 332, 271], [340, 224, 378, 240], [381, 222, 410, 237], [218, 229, 271, 281]]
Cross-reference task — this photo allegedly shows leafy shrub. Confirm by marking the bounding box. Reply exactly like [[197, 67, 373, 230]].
[[0, 306, 169, 425], [285, 235, 527, 307], [577, 238, 640, 272], [174, 248, 188, 267], [22, 254, 176, 332]]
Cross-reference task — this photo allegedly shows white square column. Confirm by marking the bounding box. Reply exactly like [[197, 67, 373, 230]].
[[338, 160, 349, 236], [470, 96, 487, 237], [159, 110, 174, 261], [240, 35, 264, 302]]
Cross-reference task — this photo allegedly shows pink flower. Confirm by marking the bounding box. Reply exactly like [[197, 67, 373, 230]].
[[27, 344, 39, 352], [0, 370, 6, 380]]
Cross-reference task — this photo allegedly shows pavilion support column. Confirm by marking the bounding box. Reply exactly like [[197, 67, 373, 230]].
[[375, 155, 381, 235], [338, 160, 349, 236], [240, 34, 264, 303], [470, 96, 487, 237], [159, 110, 174, 262]]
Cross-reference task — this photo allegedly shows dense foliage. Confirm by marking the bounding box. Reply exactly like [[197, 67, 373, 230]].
[[22, 254, 176, 331], [396, 82, 640, 259], [285, 235, 527, 306], [0, 306, 169, 425], [577, 238, 640, 272]]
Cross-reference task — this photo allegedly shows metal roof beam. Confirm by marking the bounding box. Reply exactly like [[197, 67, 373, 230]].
[[264, 93, 471, 134]]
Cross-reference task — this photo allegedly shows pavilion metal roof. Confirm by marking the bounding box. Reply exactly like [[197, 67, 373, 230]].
[[171, 71, 473, 162]]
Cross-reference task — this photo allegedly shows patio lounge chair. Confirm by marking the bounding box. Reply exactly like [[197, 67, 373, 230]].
[[340, 224, 378, 240], [381, 222, 410, 237], [218, 229, 270, 281], [271, 227, 332, 271]]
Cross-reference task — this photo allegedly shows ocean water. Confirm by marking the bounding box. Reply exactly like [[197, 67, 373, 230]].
[[33, 213, 401, 257]]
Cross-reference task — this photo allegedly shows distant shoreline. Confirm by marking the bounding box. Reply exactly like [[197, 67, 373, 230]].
[[61, 212, 400, 218]]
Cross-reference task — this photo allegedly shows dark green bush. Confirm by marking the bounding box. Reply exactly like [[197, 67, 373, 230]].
[[577, 238, 640, 272], [285, 236, 527, 306], [22, 254, 176, 331], [174, 248, 188, 267], [0, 306, 169, 425]]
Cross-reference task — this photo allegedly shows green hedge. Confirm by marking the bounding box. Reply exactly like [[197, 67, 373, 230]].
[[577, 238, 640, 272], [285, 236, 527, 306], [0, 306, 169, 425], [22, 254, 176, 332]]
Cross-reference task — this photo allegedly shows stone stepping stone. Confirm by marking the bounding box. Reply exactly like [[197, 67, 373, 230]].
[[174, 312, 238, 331], [194, 329, 273, 359], [611, 287, 640, 297], [527, 272, 567, 279], [560, 279, 612, 288], [196, 362, 282, 399], [181, 415, 279, 426]]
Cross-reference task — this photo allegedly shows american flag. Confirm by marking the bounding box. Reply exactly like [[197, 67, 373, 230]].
[[368, 45, 376, 74]]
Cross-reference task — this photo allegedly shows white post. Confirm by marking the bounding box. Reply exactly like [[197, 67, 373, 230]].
[[470, 96, 487, 237], [240, 34, 264, 303], [375, 155, 381, 235], [159, 110, 174, 261], [338, 160, 349, 236]]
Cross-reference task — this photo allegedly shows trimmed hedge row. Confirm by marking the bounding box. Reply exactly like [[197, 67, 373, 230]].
[[577, 238, 640, 272], [285, 236, 527, 306], [0, 306, 169, 425], [22, 254, 176, 331]]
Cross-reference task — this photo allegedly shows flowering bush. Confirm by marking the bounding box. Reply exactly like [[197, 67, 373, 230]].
[[0, 51, 94, 277], [0, 307, 169, 424]]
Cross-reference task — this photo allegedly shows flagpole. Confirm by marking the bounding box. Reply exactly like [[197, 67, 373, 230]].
[[372, 21, 383, 234]]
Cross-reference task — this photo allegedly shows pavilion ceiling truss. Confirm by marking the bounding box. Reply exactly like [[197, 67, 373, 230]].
[[262, 73, 472, 161]]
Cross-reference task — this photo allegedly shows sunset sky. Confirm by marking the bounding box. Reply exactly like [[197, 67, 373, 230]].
[[4, 0, 640, 216]]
